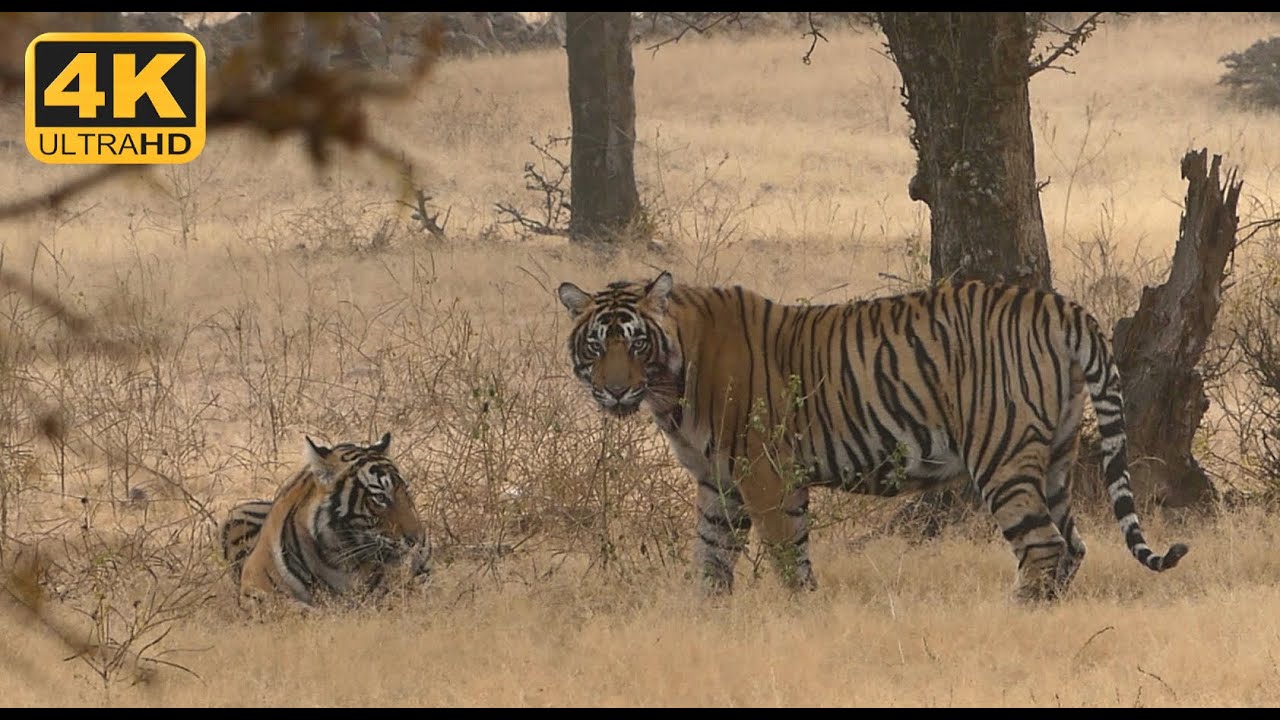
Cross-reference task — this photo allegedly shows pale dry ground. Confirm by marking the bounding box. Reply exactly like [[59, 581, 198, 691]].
[[2, 12, 1280, 708]]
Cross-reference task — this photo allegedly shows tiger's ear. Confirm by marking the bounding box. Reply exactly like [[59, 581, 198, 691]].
[[304, 436, 338, 486], [305, 436, 332, 459], [370, 432, 391, 454], [645, 271, 674, 312], [557, 282, 592, 316]]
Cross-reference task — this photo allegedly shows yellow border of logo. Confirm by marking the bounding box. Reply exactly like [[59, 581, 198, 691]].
[[25, 31, 207, 165]]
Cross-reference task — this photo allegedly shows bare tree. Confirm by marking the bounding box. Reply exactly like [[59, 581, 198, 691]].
[[565, 12, 641, 244]]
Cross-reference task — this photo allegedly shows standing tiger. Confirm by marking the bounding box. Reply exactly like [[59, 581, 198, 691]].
[[218, 432, 432, 609], [556, 271, 1188, 601]]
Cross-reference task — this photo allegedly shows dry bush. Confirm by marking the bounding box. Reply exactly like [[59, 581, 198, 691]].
[[1203, 193, 1280, 505]]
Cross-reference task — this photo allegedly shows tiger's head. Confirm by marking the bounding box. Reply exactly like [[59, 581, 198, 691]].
[[557, 270, 682, 418], [303, 432, 431, 581]]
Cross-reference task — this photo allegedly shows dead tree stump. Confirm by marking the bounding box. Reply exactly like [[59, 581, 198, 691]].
[[1110, 148, 1242, 509]]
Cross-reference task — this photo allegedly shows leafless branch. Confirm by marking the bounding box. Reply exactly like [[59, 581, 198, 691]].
[[1072, 625, 1115, 662], [494, 203, 569, 237], [398, 188, 451, 241], [2, 547, 95, 660], [1, 13, 446, 228], [643, 12, 742, 55], [1028, 12, 1111, 77], [0, 166, 144, 222], [1136, 664, 1178, 700], [801, 13, 828, 66], [495, 135, 572, 238], [0, 270, 138, 361], [1239, 215, 1280, 244]]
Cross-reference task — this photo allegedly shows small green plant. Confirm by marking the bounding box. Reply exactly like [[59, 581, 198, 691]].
[[885, 440, 911, 493]]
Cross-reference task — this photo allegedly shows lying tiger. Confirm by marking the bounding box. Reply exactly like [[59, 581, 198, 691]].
[[218, 432, 432, 610]]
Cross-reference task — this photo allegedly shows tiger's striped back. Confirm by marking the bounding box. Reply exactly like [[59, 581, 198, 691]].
[[556, 272, 1188, 601]]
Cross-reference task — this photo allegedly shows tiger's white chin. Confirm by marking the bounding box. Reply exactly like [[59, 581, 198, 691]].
[[597, 397, 645, 418], [607, 403, 643, 418]]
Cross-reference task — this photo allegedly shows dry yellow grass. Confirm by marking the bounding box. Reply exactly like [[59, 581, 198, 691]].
[[2, 12, 1280, 708], [7, 514, 1280, 707]]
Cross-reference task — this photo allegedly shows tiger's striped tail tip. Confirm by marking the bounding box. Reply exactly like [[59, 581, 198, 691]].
[[1154, 542, 1189, 572]]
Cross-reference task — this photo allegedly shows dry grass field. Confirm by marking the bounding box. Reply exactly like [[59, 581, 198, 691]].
[[3, 12, 1280, 707]]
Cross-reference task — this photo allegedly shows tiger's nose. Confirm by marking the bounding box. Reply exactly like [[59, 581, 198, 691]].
[[604, 385, 628, 400]]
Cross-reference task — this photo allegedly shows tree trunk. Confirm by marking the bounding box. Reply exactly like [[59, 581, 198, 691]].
[[1110, 149, 1240, 509], [878, 12, 1053, 535], [565, 12, 641, 244], [879, 12, 1052, 291]]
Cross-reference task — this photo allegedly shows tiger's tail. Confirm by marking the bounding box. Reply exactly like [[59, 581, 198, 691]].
[[1071, 309, 1189, 573]]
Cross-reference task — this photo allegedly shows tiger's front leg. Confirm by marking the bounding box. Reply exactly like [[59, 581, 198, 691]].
[[238, 584, 317, 622], [691, 464, 753, 595]]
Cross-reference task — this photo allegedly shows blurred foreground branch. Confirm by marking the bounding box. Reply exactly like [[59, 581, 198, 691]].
[[0, 12, 445, 222]]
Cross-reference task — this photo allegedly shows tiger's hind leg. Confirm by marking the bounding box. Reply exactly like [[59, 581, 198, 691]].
[[974, 440, 1068, 602], [219, 499, 272, 584], [1046, 368, 1089, 593], [764, 485, 817, 593], [737, 461, 817, 593]]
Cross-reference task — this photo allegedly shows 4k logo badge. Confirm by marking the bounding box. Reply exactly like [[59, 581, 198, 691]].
[[25, 32, 207, 165]]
